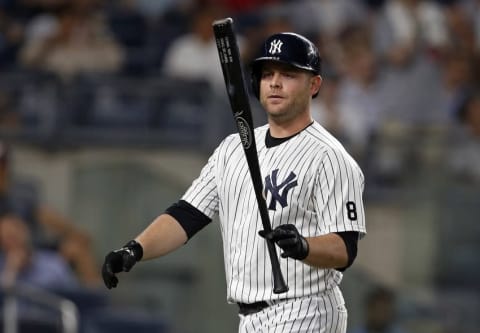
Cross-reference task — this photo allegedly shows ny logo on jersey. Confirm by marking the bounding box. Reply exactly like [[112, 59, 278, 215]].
[[269, 39, 283, 55], [264, 169, 297, 210]]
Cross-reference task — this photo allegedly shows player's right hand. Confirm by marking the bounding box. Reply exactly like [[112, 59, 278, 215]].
[[259, 224, 309, 260], [102, 240, 143, 289]]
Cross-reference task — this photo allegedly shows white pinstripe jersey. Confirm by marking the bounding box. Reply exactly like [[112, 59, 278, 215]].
[[182, 121, 366, 304]]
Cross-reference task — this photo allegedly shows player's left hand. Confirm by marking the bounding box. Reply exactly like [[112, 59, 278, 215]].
[[259, 224, 309, 260]]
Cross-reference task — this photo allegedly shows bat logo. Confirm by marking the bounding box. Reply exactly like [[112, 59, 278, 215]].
[[236, 116, 252, 149]]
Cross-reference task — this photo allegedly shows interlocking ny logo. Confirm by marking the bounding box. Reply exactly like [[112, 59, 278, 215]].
[[264, 169, 297, 210], [269, 39, 283, 55]]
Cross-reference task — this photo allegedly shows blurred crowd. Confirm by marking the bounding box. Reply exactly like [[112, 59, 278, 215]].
[[0, 0, 478, 184], [0, 142, 100, 289]]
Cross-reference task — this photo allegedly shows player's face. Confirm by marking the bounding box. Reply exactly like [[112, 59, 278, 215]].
[[259, 62, 321, 123]]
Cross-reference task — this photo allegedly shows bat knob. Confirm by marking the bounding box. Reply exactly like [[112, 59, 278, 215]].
[[273, 284, 289, 294], [273, 274, 289, 294]]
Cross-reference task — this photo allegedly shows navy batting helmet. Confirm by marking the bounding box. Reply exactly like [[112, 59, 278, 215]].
[[250, 32, 322, 99]]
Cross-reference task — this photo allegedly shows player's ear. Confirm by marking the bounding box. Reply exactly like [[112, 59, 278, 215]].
[[311, 75, 322, 98]]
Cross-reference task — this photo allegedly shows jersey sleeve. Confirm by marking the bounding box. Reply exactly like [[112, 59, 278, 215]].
[[181, 145, 220, 219], [314, 148, 366, 237]]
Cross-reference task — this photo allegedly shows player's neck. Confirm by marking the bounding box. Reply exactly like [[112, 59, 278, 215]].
[[268, 112, 313, 138]]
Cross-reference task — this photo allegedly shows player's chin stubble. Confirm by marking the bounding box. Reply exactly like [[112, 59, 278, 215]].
[[264, 96, 309, 125]]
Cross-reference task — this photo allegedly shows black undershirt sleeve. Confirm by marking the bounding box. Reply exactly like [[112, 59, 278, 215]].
[[334, 231, 359, 271], [165, 200, 212, 239]]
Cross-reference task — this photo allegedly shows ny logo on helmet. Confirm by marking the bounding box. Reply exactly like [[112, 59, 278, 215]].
[[269, 39, 283, 55]]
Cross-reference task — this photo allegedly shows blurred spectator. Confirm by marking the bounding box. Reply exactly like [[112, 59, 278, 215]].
[[447, 88, 480, 183], [161, 4, 235, 94], [148, 0, 199, 70], [362, 0, 387, 12], [106, 0, 148, 48], [335, 24, 386, 161], [377, 0, 449, 68], [374, 0, 450, 121], [106, 0, 150, 74], [349, 285, 409, 333], [288, 0, 368, 73], [0, 5, 25, 69], [442, 0, 480, 95], [18, 0, 125, 81], [471, 0, 480, 82], [360, 1, 457, 185], [289, 0, 367, 37], [0, 141, 101, 287], [475, 0, 480, 50], [0, 89, 21, 130], [311, 67, 343, 140], [0, 213, 77, 289], [132, 0, 184, 19], [454, 0, 480, 56], [443, 0, 476, 56], [0, 212, 84, 333], [436, 49, 476, 122]]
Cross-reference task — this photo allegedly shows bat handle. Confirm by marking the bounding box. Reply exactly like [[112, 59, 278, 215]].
[[267, 239, 289, 294]]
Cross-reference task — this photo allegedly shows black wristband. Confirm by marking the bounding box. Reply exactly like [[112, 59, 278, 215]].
[[124, 240, 143, 261], [299, 236, 309, 260]]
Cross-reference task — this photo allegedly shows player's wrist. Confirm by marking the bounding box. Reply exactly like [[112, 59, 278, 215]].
[[297, 236, 309, 260], [122, 240, 143, 262]]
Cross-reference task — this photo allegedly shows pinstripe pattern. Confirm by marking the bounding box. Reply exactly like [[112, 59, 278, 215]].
[[182, 120, 365, 322], [238, 286, 347, 333]]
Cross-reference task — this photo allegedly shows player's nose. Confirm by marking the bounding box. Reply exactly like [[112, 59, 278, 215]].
[[269, 72, 282, 88]]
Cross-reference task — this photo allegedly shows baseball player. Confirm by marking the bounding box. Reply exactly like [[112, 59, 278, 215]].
[[102, 32, 366, 333]]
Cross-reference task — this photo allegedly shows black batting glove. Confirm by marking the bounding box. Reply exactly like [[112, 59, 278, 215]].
[[102, 240, 143, 289], [259, 224, 309, 260]]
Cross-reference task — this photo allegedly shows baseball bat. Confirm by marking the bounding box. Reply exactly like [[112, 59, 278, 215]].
[[212, 17, 288, 294]]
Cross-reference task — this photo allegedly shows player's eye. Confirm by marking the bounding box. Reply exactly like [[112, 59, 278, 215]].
[[282, 71, 296, 78], [261, 71, 273, 79]]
